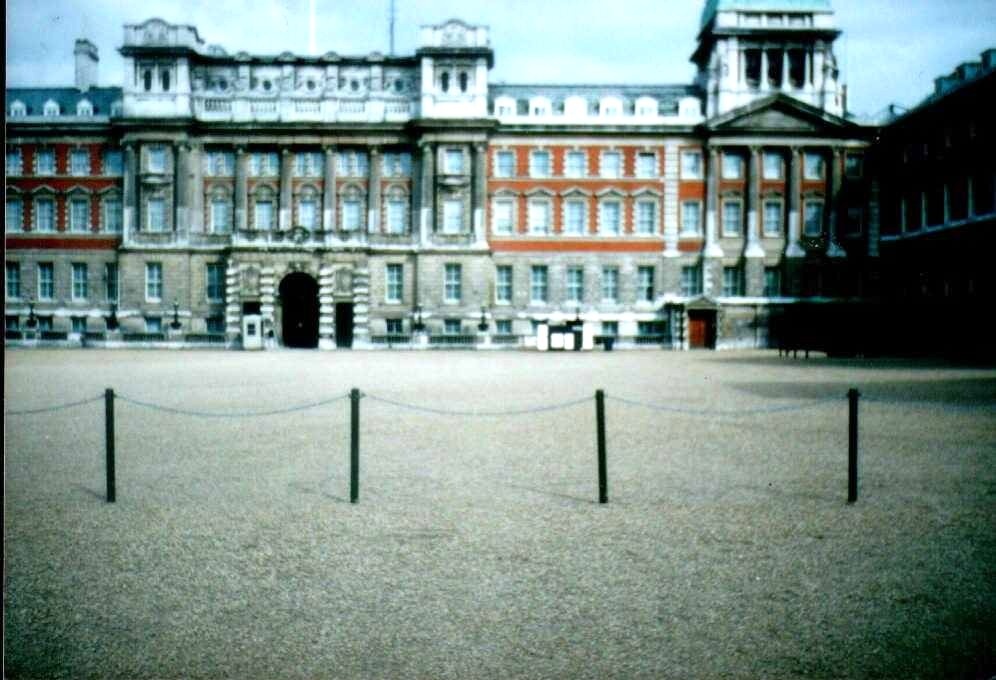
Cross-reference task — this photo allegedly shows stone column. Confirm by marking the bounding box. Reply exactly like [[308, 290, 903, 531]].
[[322, 145, 336, 232], [279, 149, 292, 231], [760, 49, 770, 92], [745, 146, 764, 258], [123, 144, 137, 241], [367, 146, 381, 234], [472, 142, 487, 245], [704, 146, 723, 258], [174, 143, 189, 238], [189, 144, 204, 233], [419, 141, 434, 241], [234, 146, 248, 233], [785, 147, 804, 257], [783, 49, 791, 89], [826, 147, 845, 257]]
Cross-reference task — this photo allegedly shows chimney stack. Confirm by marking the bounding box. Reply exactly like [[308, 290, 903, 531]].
[[74, 39, 99, 92]]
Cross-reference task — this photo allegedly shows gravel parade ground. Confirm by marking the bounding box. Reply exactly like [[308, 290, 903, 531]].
[[4, 349, 995, 679]]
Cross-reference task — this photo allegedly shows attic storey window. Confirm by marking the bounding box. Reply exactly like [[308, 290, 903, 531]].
[[143, 69, 153, 92], [161, 69, 170, 91]]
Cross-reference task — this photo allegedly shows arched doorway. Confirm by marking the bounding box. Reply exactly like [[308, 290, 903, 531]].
[[279, 272, 319, 348]]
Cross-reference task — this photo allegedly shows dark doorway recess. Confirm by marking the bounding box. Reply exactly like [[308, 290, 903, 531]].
[[279, 273, 319, 348], [335, 302, 354, 349], [688, 309, 717, 349]]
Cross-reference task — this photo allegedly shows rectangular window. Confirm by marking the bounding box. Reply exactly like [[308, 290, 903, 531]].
[[565, 151, 585, 178], [495, 265, 513, 303], [636, 152, 657, 178], [636, 201, 656, 235], [763, 200, 782, 236], [722, 266, 743, 297], [564, 200, 586, 235], [722, 200, 742, 237], [382, 152, 412, 178], [35, 198, 55, 232], [103, 199, 122, 233], [254, 201, 275, 230], [147, 198, 166, 232], [600, 151, 622, 178], [601, 267, 619, 302], [105, 263, 118, 302], [495, 319, 512, 335], [494, 151, 514, 178], [599, 201, 621, 235], [637, 266, 655, 302], [845, 153, 863, 179], [764, 267, 781, 297], [103, 150, 123, 175], [528, 200, 550, 235], [385, 263, 403, 303], [443, 148, 464, 175], [681, 265, 702, 297], [249, 152, 279, 176], [386, 198, 407, 234], [567, 267, 584, 303], [37, 316, 53, 332], [211, 199, 231, 233], [530, 265, 548, 304], [342, 199, 362, 231], [681, 150, 703, 179], [336, 151, 369, 177], [71, 263, 88, 300], [763, 152, 783, 180], [298, 199, 317, 229], [36, 150, 55, 175], [148, 147, 166, 173], [530, 150, 551, 178], [722, 154, 743, 179], [804, 200, 824, 236], [443, 199, 464, 234], [6, 315, 20, 332], [681, 201, 702, 235], [803, 153, 824, 180], [444, 263, 462, 303], [206, 316, 225, 334], [206, 263, 225, 302], [294, 152, 323, 177], [70, 149, 90, 176], [492, 199, 514, 235], [601, 321, 618, 337], [6, 198, 23, 232], [6, 149, 23, 175], [145, 262, 163, 301], [37, 263, 54, 300], [72, 316, 86, 334], [6, 262, 21, 298], [443, 319, 462, 335], [386, 318, 404, 335], [145, 317, 163, 333], [70, 198, 90, 233]]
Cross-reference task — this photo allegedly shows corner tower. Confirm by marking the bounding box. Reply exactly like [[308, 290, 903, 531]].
[[693, 0, 844, 118]]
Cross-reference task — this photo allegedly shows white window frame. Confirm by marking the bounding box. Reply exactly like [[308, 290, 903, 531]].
[[102, 197, 123, 233], [6, 197, 23, 232], [342, 198, 363, 231], [148, 147, 166, 173], [211, 198, 231, 234], [529, 150, 551, 178], [680, 265, 702, 297], [70, 149, 90, 176], [681, 200, 702, 236], [722, 199, 743, 237], [298, 198, 318, 229], [566, 267, 584, 303], [635, 200, 657, 235], [722, 153, 744, 180], [803, 153, 824, 180], [495, 265, 513, 304], [69, 197, 90, 233], [37, 263, 54, 300], [386, 197, 407, 234], [294, 152, 323, 178], [443, 148, 464, 175], [443, 263, 462, 304], [763, 199, 783, 236], [600, 151, 622, 179], [601, 267, 619, 303], [145, 263, 163, 302], [105, 263, 119, 302], [598, 200, 622, 236], [492, 198, 515, 235], [34, 197, 56, 232], [764, 267, 781, 297], [680, 150, 703, 180], [803, 199, 824, 236], [722, 266, 744, 297], [6, 262, 21, 299], [564, 151, 586, 178], [763, 152, 783, 180], [254, 200, 275, 231], [6, 149, 23, 175], [563, 199, 587, 236], [530, 265, 548, 304], [495, 319, 513, 335], [637, 265, 655, 302], [494, 151, 515, 178], [206, 263, 225, 302], [442, 199, 464, 234], [71, 263, 88, 301], [527, 198, 551, 235], [35, 150, 55, 175], [636, 152, 657, 179], [385, 263, 403, 303]]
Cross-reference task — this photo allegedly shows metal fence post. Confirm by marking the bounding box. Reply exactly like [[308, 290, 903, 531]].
[[105, 388, 116, 503], [350, 388, 360, 504], [847, 388, 860, 504], [596, 389, 608, 504]]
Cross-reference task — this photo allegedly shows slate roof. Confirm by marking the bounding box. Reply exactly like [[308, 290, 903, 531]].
[[5, 86, 122, 117], [490, 84, 700, 116], [700, 0, 833, 28]]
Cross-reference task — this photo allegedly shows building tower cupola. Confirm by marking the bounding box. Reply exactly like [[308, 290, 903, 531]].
[[692, 0, 844, 117], [74, 39, 99, 92]]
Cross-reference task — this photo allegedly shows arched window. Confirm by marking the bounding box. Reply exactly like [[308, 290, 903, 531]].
[[385, 187, 409, 235], [143, 69, 153, 92], [43, 99, 60, 117], [459, 71, 468, 93], [440, 71, 450, 93], [161, 69, 170, 91], [76, 99, 93, 116], [10, 100, 26, 117]]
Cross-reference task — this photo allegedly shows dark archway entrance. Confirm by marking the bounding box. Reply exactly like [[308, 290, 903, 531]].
[[279, 272, 319, 348]]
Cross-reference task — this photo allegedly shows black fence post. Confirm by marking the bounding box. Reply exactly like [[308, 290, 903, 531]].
[[105, 388, 116, 503], [596, 389, 608, 504], [350, 388, 360, 504], [847, 388, 860, 504]]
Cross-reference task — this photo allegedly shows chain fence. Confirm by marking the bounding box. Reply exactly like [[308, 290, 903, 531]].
[[5, 394, 105, 416]]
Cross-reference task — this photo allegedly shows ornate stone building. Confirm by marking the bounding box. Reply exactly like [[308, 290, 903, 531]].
[[7, 1, 887, 350]]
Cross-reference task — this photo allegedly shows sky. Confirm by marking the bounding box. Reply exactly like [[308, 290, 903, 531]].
[[5, 0, 995, 118]]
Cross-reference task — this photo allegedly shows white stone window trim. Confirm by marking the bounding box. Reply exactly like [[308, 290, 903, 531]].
[[721, 196, 744, 237], [601, 266, 620, 304], [9, 100, 26, 117], [722, 152, 744, 180], [634, 197, 660, 236], [69, 148, 91, 177], [529, 96, 552, 117], [442, 147, 465, 175], [384, 188, 410, 235], [680, 199, 704, 236], [490, 195, 517, 236], [384, 263, 404, 304], [339, 185, 367, 232], [803, 152, 825, 181], [563, 149, 587, 179], [7, 148, 24, 176], [598, 96, 623, 117], [71, 263, 89, 302], [526, 196, 552, 236], [561, 194, 589, 236], [43, 99, 60, 117], [528, 148, 552, 179], [6, 194, 24, 233], [147, 146, 167, 173], [441, 197, 465, 234], [680, 149, 704, 180], [599, 149, 623, 179], [566, 266, 585, 304], [494, 264, 514, 305], [145, 263, 163, 302], [637, 265, 656, 303], [596, 191, 625, 236], [803, 197, 825, 236], [102, 149, 124, 176], [67, 192, 92, 233], [37, 262, 55, 300], [34, 149, 56, 176], [635, 97, 659, 118], [6, 261, 22, 299], [146, 196, 168, 232], [208, 188, 233, 234], [493, 149, 516, 178], [635, 150, 659, 179], [762, 151, 784, 180], [443, 263, 462, 304], [76, 99, 94, 116], [33, 194, 57, 233], [529, 265, 549, 305], [762, 196, 784, 237]]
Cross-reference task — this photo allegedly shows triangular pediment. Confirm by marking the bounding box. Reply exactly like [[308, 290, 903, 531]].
[[706, 95, 861, 134]]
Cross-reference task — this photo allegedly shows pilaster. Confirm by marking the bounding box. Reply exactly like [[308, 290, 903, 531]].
[[174, 143, 189, 238], [224, 262, 241, 343], [123, 144, 137, 240], [826, 147, 845, 257], [351, 265, 371, 348], [704, 146, 724, 258], [419, 141, 435, 240], [663, 141, 680, 257], [785, 146, 804, 258], [745, 145, 764, 258], [189, 144, 204, 233], [234, 146, 248, 233], [368, 146, 381, 234], [472, 143, 487, 245], [279, 149, 292, 231], [260, 266, 276, 347], [323, 146, 336, 232]]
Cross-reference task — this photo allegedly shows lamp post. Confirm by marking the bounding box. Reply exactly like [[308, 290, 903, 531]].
[[170, 299, 182, 330], [477, 305, 488, 332], [26, 299, 37, 328], [107, 301, 118, 331], [411, 304, 424, 333]]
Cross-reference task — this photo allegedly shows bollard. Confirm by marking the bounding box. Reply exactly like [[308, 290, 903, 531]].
[[350, 388, 360, 504], [596, 389, 608, 504], [105, 388, 116, 503], [847, 388, 860, 503]]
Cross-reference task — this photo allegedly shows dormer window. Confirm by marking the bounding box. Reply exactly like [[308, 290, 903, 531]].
[[635, 97, 658, 117], [564, 96, 587, 117], [76, 100, 93, 116], [599, 97, 623, 117], [10, 100, 27, 117], [43, 99, 60, 117], [529, 97, 551, 116]]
